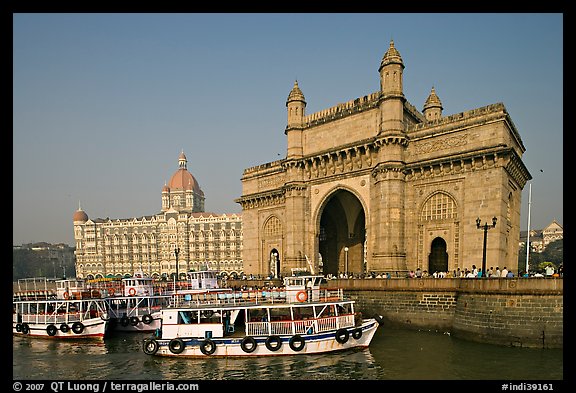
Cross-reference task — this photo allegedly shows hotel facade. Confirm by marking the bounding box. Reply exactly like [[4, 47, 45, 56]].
[[73, 152, 243, 279]]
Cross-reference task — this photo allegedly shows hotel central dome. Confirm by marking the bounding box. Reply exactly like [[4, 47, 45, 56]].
[[168, 151, 204, 196], [162, 150, 205, 213]]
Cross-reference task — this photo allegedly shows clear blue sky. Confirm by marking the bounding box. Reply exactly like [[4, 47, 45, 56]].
[[13, 13, 563, 246]]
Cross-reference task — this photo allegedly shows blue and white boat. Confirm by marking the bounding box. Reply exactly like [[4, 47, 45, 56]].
[[142, 274, 382, 357]]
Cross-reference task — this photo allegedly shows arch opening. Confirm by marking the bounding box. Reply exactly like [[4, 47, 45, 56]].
[[318, 189, 366, 277]]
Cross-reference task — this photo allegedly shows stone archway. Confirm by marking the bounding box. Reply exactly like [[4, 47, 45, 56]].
[[318, 189, 366, 276], [428, 237, 448, 274]]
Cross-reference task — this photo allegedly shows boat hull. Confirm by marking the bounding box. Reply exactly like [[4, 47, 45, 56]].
[[13, 318, 107, 340], [143, 318, 379, 357]]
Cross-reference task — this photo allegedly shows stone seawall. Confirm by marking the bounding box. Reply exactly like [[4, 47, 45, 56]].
[[325, 278, 563, 349]]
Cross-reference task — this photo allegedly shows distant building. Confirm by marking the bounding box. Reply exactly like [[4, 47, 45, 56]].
[[73, 151, 243, 279], [520, 219, 563, 253]]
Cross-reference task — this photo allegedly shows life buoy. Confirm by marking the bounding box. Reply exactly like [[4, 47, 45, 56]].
[[335, 328, 349, 344], [296, 291, 308, 302], [46, 324, 58, 336], [265, 335, 282, 351], [142, 314, 153, 325], [289, 335, 305, 352], [143, 339, 159, 355], [63, 291, 70, 299], [168, 338, 185, 354], [60, 323, 70, 333], [129, 287, 137, 296], [72, 322, 84, 334], [200, 339, 216, 355], [130, 316, 140, 326], [91, 290, 101, 298], [120, 316, 130, 327], [352, 327, 363, 340], [240, 336, 257, 353], [108, 287, 115, 296]]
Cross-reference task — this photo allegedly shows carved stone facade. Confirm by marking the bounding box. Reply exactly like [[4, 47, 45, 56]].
[[236, 40, 531, 277]]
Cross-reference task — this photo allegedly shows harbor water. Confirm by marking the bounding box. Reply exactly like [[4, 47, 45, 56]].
[[13, 326, 563, 382]]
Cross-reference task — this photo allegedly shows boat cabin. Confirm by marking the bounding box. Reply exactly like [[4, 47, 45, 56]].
[[123, 271, 155, 297]]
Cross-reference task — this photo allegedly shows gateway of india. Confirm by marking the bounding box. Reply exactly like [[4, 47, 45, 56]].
[[236, 40, 531, 278]]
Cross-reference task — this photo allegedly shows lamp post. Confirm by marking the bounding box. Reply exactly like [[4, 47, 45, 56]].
[[525, 182, 532, 276], [476, 217, 497, 277], [344, 246, 349, 277], [174, 246, 180, 281]]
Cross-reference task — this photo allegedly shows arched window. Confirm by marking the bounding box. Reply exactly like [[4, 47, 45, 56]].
[[264, 216, 282, 237], [421, 192, 457, 221]]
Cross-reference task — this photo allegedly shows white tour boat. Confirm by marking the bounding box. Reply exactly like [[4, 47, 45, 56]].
[[142, 274, 382, 357], [13, 277, 109, 340], [102, 271, 171, 332]]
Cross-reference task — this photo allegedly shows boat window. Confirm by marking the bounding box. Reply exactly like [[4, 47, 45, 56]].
[[336, 303, 352, 315], [179, 311, 194, 324], [247, 308, 268, 322], [314, 304, 336, 318], [269, 307, 291, 321], [292, 305, 315, 320]]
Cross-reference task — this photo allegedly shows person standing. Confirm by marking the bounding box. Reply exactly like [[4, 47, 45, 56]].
[[501, 266, 508, 278], [493, 267, 501, 278]]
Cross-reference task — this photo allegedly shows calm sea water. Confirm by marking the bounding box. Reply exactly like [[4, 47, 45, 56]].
[[13, 326, 563, 383]]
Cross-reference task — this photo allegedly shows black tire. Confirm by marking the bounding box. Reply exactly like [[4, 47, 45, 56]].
[[120, 316, 130, 327], [142, 314, 153, 325], [60, 323, 70, 333], [265, 335, 282, 351], [15, 323, 22, 332], [200, 338, 216, 355], [21, 323, 30, 335], [203, 310, 214, 318], [100, 312, 110, 321], [288, 335, 305, 352], [352, 327, 363, 340], [168, 338, 185, 354], [46, 324, 58, 336], [72, 322, 84, 334], [335, 328, 349, 344], [130, 316, 140, 326], [240, 336, 257, 353], [143, 339, 159, 355]]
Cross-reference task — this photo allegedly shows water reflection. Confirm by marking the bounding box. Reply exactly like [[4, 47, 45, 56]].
[[13, 328, 562, 380]]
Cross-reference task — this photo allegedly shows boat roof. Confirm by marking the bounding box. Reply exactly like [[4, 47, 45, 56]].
[[165, 299, 354, 313]]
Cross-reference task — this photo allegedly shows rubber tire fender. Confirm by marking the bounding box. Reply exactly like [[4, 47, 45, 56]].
[[72, 322, 85, 334], [265, 335, 283, 351], [240, 336, 257, 353], [200, 338, 217, 355], [130, 316, 140, 326], [168, 338, 186, 354], [288, 335, 305, 352], [60, 323, 70, 333], [143, 339, 159, 355], [46, 324, 58, 336], [142, 314, 153, 325], [352, 327, 363, 340]]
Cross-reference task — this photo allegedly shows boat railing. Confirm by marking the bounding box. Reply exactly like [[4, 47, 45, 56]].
[[169, 288, 345, 308], [245, 314, 355, 336]]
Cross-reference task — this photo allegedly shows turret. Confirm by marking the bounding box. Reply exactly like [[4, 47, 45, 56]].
[[378, 40, 405, 135], [285, 80, 306, 159], [423, 86, 443, 121]]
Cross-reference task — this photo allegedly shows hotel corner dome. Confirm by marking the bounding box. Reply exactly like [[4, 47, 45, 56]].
[[167, 152, 204, 196], [73, 209, 88, 222]]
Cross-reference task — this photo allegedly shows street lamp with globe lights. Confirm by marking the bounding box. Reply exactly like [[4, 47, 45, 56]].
[[476, 216, 497, 277]]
